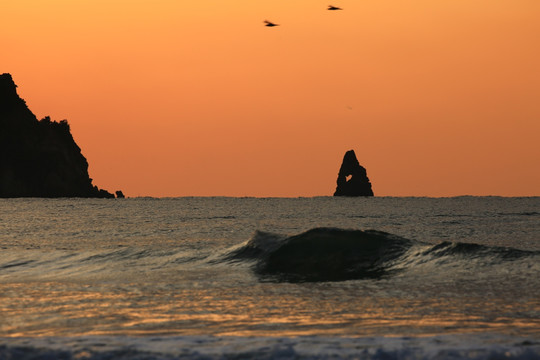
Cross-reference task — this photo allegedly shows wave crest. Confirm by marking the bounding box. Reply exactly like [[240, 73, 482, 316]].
[[224, 227, 540, 283], [226, 228, 413, 282]]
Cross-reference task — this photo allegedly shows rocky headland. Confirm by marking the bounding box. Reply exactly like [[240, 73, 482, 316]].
[[333, 150, 374, 196], [0, 73, 117, 198]]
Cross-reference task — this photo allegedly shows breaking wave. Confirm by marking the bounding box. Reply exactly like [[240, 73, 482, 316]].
[[2, 227, 538, 284], [223, 227, 540, 282]]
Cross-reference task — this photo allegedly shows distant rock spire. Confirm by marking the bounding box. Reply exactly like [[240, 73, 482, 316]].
[[333, 150, 374, 196]]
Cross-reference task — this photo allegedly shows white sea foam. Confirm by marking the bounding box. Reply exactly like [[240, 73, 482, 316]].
[[1, 334, 539, 359]]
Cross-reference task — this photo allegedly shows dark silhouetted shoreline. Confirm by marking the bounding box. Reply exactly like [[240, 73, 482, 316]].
[[0, 73, 117, 198]]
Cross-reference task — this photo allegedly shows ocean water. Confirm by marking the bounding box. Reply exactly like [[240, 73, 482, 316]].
[[0, 196, 539, 359]]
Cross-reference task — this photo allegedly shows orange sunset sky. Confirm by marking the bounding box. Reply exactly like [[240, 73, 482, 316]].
[[2, 0, 539, 197]]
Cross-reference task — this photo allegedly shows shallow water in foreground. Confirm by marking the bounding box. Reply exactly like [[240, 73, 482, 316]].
[[0, 197, 539, 358]]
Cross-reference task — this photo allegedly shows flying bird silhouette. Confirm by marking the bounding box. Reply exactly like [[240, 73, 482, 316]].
[[264, 20, 279, 27], [328, 5, 343, 10]]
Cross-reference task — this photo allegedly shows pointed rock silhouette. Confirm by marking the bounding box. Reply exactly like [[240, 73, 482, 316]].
[[0, 73, 115, 198], [333, 150, 374, 196]]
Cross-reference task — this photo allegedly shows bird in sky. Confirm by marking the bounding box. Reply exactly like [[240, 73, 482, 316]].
[[328, 5, 343, 10], [264, 20, 279, 27]]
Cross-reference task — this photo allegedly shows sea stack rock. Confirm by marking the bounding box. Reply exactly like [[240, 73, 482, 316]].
[[333, 150, 374, 196], [0, 73, 114, 198]]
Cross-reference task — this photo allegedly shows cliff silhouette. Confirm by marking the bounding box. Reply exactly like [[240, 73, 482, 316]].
[[0, 73, 115, 198], [334, 150, 374, 196]]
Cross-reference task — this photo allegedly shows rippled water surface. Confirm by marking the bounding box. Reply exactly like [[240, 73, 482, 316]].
[[1, 197, 539, 358]]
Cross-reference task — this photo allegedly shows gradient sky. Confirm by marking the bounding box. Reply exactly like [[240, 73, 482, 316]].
[[3, 0, 539, 197]]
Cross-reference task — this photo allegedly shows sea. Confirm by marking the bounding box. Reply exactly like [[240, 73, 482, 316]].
[[0, 196, 539, 359]]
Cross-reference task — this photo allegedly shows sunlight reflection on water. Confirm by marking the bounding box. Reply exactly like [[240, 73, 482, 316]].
[[2, 281, 539, 338], [1, 197, 539, 340]]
